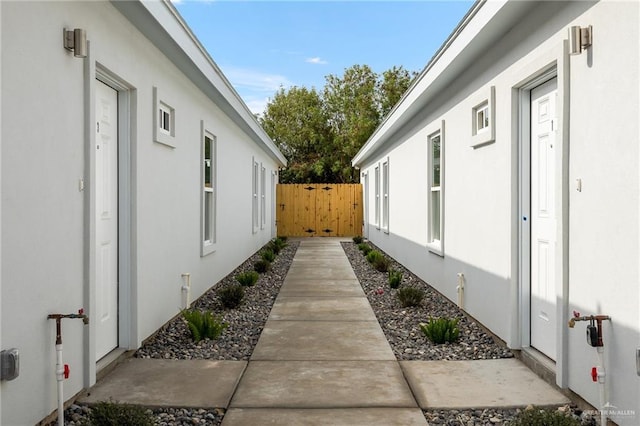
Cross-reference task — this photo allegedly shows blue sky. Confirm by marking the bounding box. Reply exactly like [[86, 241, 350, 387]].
[[173, 1, 474, 115]]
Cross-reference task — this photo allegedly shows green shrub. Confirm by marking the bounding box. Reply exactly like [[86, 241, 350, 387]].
[[83, 400, 153, 426], [268, 240, 281, 255], [352, 235, 363, 244], [509, 407, 581, 426], [254, 259, 271, 273], [366, 250, 383, 264], [373, 256, 390, 272], [181, 309, 228, 342], [397, 286, 424, 307], [358, 243, 372, 255], [388, 269, 403, 289], [218, 284, 245, 309], [420, 317, 460, 344], [261, 248, 276, 263], [236, 271, 259, 287]]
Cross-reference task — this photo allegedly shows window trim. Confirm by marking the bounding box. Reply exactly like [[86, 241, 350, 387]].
[[153, 86, 176, 148], [470, 85, 495, 148], [252, 158, 259, 234], [201, 122, 217, 256], [260, 164, 266, 230], [374, 164, 380, 229], [382, 158, 389, 234], [427, 121, 445, 256]]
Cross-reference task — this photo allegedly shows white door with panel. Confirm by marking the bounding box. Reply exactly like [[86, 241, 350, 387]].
[[95, 80, 119, 360], [530, 78, 558, 360]]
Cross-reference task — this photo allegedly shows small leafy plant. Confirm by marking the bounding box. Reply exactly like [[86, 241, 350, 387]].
[[217, 284, 245, 309], [397, 286, 424, 307], [352, 235, 363, 244], [373, 256, 390, 272], [261, 248, 276, 263], [236, 271, 259, 287], [83, 400, 154, 426], [366, 250, 383, 264], [388, 269, 403, 289], [181, 309, 228, 342], [420, 317, 460, 344], [254, 259, 271, 273], [358, 243, 372, 255], [510, 407, 581, 426]]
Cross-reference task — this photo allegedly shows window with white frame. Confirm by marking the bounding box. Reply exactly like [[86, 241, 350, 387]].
[[153, 87, 176, 147], [260, 164, 266, 229], [202, 131, 216, 255], [428, 126, 444, 254], [382, 159, 389, 233], [475, 101, 489, 134], [470, 86, 495, 147], [374, 165, 380, 229], [252, 159, 259, 233]]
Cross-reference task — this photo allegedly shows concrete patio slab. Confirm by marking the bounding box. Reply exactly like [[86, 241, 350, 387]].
[[221, 408, 428, 426], [279, 279, 364, 297], [80, 359, 246, 408], [251, 320, 395, 361], [269, 297, 377, 321], [400, 359, 570, 409], [230, 361, 417, 409]]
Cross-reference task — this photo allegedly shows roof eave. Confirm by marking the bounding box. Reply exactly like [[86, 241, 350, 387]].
[[111, 0, 287, 167]]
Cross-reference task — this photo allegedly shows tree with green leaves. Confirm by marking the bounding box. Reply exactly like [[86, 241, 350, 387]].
[[260, 65, 416, 183]]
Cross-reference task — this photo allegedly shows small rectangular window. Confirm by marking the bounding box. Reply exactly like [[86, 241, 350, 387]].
[[475, 102, 489, 133], [153, 87, 176, 147]]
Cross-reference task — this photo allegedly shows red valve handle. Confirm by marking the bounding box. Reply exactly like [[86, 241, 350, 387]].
[[591, 367, 597, 382], [64, 364, 70, 379]]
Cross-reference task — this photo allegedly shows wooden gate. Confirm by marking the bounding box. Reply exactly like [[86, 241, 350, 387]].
[[276, 184, 363, 237]]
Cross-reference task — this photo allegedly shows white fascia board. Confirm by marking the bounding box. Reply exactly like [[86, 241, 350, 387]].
[[112, 0, 287, 167], [352, 0, 524, 167]]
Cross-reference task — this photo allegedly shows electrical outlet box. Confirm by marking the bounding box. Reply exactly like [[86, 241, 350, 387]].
[[1, 348, 19, 381]]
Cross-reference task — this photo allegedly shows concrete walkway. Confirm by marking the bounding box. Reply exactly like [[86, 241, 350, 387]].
[[82, 238, 569, 425]]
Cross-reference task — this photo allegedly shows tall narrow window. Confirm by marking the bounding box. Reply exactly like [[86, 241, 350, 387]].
[[202, 132, 216, 255], [382, 159, 389, 233], [252, 159, 259, 233], [374, 165, 380, 229], [428, 126, 444, 254], [260, 164, 266, 229]]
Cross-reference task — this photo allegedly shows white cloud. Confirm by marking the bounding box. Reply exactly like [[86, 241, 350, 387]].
[[244, 97, 270, 117], [223, 66, 293, 93], [306, 57, 328, 65]]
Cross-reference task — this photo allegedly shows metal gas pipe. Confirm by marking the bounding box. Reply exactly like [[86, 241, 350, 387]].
[[568, 311, 611, 426], [48, 309, 89, 426]]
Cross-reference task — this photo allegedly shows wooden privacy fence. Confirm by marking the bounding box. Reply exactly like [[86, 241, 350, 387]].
[[276, 184, 363, 237]]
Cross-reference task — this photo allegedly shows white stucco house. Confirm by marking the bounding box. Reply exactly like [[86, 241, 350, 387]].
[[0, 1, 286, 424], [353, 1, 639, 424]]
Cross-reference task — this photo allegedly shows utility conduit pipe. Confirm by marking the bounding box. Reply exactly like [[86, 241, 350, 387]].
[[568, 312, 611, 426], [456, 273, 465, 309], [47, 310, 89, 426], [181, 273, 191, 310]]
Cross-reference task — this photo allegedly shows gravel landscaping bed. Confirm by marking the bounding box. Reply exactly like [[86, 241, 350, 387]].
[[62, 404, 224, 426], [136, 241, 299, 361], [423, 405, 597, 425], [341, 241, 513, 361]]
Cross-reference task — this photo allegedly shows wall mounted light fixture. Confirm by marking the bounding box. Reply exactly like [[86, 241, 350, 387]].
[[569, 25, 592, 55], [63, 28, 87, 58]]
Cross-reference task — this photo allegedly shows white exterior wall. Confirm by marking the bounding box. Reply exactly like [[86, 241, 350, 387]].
[[356, 1, 639, 424], [0, 2, 284, 424]]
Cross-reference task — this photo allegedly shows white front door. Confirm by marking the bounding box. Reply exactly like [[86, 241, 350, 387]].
[[530, 78, 558, 360], [95, 80, 119, 360]]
